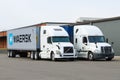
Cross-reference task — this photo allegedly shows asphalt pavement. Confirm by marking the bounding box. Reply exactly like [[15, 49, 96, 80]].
[[0, 53, 120, 80]]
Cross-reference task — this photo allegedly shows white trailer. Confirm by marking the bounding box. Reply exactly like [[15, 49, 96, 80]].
[[7, 26, 76, 60]]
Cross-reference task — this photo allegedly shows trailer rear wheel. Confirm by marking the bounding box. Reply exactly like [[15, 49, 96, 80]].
[[30, 52, 35, 60], [9, 51, 16, 58], [34, 52, 40, 60], [8, 51, 10, 57]]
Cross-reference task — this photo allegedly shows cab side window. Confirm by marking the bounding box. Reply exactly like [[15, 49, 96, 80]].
[[83, 37, 87, 43], [47, 37, 52, 44]]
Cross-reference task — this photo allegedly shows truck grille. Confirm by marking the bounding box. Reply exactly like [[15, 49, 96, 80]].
[[64, 47, 73, 53], [101, 47, 112, 53]]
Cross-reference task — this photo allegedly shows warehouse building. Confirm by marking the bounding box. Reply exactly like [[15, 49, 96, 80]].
[[76, 16, 120, 56], [0, 31, 7, 49], [0, 31, 7, 53], [0, 17, 120, 56]]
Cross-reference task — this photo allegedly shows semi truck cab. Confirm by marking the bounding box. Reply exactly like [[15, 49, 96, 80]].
[[39, 26, 76, 60], [74, 25, 114, 60]]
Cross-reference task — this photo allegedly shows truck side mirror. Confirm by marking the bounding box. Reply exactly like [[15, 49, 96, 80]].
[[95, 42, 98, 48], [111, 42, 114, 45], [111, 42, 114, 47], [106, 38, 108, 43], [95, 42, 97, 44]]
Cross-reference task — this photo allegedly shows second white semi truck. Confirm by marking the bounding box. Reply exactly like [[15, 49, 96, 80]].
[[61, 25, 114, 61], [7, 26, 76, 60]]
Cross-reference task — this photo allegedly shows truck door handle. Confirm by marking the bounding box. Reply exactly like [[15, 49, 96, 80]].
[[82, 47, 84, 49]]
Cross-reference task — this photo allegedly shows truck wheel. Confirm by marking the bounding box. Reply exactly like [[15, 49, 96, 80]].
[[51, 53, 56, 61], [106, 58, 112, 61], [34, 52, 40, 60], [30, 52, 35, 60], [9, 51, 16, 58], [8, 51, 10, 57], [88, 52, 94, 61], [9, 51, 12, 57]]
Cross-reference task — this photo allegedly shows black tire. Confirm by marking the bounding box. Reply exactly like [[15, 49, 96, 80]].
[[34, 52, 40, 60], [20, 52, 28, 57], [51, 53, 56, 61], [8, 51, 10, 57], [30, 52, 35, 60], [106, 58, 112, 61], [9, 51, 16, 58], [88, 52, 94, 61]]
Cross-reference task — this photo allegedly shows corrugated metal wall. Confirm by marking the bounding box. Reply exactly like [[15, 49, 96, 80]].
[[92, 20, 120, 56]]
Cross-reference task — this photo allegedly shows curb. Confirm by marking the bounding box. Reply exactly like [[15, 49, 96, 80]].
[[113, 56, 120, 60]]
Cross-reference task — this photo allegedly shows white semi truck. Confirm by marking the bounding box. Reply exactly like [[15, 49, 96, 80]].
[[61, 25, 114, 61], [7, 26, 76, 60]]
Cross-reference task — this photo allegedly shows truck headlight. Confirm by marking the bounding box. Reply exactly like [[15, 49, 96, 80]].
[[94, 49, 100, 53], [56, 50, 61, 56]]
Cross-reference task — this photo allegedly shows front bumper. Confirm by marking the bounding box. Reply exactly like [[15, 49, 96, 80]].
[[55, 53, 77, 59], [93, 53, 114, 59]]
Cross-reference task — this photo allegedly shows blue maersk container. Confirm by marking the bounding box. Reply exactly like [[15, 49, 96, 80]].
[[61, 25, 74, 44]]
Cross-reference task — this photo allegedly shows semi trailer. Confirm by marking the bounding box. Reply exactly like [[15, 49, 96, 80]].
[[7, 26, 76, 60], [61, 25, 114, 61]]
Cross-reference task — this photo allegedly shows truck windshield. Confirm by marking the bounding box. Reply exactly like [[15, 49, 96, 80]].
[[88, 36, 105, 43], [52, 36, 70, 42]]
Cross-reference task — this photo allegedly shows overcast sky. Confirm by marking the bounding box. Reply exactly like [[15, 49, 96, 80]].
[[0, 0, 120, 31]]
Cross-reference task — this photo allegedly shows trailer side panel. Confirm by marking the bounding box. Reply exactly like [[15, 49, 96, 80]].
[[7, 26, 38, 51], [61, 25, 74, 43]]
